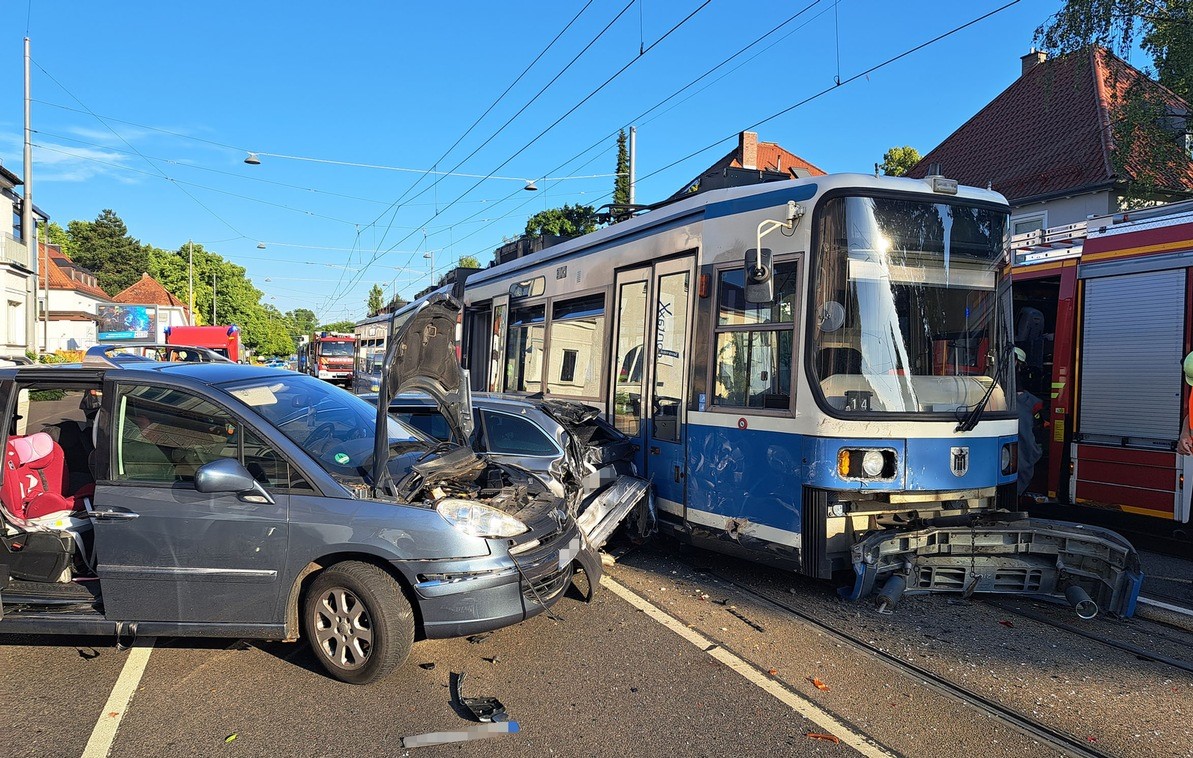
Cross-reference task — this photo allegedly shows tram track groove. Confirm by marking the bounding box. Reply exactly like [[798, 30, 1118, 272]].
[[983, 599, 1193, 676], [672, 557, 1116, 758]]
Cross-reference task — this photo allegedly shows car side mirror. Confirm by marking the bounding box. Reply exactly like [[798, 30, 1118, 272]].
[[195, 458, 273, 503], [744, 248, 774, 303]]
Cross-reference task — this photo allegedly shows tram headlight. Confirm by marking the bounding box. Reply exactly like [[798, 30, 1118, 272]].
[[861, 450, 885, 477], [1001, 442, 1017, 476], [837, 448, 896, 480]]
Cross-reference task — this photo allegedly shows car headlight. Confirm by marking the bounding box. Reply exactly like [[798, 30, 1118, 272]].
[[436, 498, 528, 538]]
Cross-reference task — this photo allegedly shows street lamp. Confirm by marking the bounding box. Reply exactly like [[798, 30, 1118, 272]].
[[423, 250, 434, 289]]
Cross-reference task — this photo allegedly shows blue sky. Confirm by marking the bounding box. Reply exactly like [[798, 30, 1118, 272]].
[[3, 0, 1100, 323]]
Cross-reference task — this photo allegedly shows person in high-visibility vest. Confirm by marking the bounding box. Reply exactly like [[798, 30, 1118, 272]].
[[1179, 352, 1193, 455]]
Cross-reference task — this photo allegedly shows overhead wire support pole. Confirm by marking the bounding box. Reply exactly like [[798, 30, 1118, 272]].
[[23, 36, 38, 354]]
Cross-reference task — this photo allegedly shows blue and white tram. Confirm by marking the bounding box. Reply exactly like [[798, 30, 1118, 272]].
[[448, 173, 1141, 616]]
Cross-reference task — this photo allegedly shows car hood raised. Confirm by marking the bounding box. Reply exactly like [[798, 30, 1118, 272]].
[[371, 294, 475, 492]]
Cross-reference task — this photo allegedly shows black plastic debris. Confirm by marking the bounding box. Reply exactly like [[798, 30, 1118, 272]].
[[452, 671, 509, 722], [418, 662, 436, 670]]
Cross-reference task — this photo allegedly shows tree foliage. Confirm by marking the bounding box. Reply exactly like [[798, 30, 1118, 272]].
[[880, 145, 922, 177], [524, 204, 597, 238], [614, 129, 631, 206], [67, 210, 151, 295], [367, 284, 384, 316], [40, 221, 72, 257], [318, 320, 356, 334], [1036, 1, 1193, 201], [457, 255, 482, 269]]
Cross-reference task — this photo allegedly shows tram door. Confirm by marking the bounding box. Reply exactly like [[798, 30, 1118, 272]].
[[610, 256, 695, 516]]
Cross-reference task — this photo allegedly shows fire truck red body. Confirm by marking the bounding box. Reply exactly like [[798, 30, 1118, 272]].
[[164, 325, 242, 363], [1011, 199, 1193, 524], [305, 332, 356, 386]]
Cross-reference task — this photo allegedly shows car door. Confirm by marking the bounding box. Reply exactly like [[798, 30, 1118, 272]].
[[89, 381, 290, 625]]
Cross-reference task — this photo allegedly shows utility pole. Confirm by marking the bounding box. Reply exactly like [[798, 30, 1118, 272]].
[[212, 272, 217, 324], [23, 37, 37, 354], [628, 126, 637, 206], [188, 239, 194, 325]]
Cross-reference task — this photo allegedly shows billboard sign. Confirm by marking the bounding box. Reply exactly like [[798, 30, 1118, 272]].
[[97, 304, 157, 342]]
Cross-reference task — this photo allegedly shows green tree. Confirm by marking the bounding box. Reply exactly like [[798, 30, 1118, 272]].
[[880, 146, 922, 177], [286, 308, 319, 337], [367, 284, 384, 316], [67, 210, 151, 295], [525, 204, 597, 238], [40, 221, 72, 257], [1036, 1, 1193, 200], [318, 320, 357, 333], [613, 129, 631, 207], [457, 255, 482, 269]]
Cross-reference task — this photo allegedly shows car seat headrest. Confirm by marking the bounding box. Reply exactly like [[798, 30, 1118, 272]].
[[11, 432, 56, 466]]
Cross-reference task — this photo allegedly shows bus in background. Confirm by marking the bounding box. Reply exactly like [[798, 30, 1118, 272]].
[[418, 171, 1142, 617], [164, 325, 242, 362], [305, 332, 356, 387]]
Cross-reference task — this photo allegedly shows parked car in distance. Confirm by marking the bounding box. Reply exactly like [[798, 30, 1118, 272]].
[[0, 295, 602, 684], [373, 392, 654, 548], [263, 358, 289, 369], [89, 343, 234, 364]]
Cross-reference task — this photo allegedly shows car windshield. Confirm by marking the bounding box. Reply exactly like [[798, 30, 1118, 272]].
[[319, 341, 354, 356], [811, 194, 1011, 416], [221, 373, 427, 475]]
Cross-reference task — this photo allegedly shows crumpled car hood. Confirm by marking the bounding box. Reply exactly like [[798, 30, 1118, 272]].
[[372, 294, 474, 492]]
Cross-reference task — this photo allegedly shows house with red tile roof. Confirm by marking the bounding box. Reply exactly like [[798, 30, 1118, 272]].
[[907, 48, 1193, 235], [670, 131, 826, 200], [40, 242, 112, 351], [112, 272, 192, 341]]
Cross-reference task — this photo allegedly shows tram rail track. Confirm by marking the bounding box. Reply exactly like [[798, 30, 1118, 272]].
[[983, 599, 1193, 676], [670, 556, 1117, 758]]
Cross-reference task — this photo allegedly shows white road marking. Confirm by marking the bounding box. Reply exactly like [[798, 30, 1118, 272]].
[[82, 639, 155, 758], [601, 576, 895, 758]]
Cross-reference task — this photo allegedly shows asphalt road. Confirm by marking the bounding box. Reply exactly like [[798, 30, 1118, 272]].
[[3, 541, 1190, 758]]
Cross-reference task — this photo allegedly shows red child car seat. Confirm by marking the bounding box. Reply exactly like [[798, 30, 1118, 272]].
[[1, 432, 77, 522]]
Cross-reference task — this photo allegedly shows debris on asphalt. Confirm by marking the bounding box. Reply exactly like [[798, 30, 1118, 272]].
[[768, 669, 779, 676], [726, 605, 765, 632], [466, 633, 492, 644], [418, 662, 436, 670], [401, 672, 521, 749], [809, 677, 831, 691], [806, 732, 840, 744], [452, 672, 510, 723], [998, 620, 1015, 628], [482, 655, 500, 664], [224, 734, 238, 744], [400, 722, 520, 749]]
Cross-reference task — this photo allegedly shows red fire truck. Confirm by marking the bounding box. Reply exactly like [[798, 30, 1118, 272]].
[[304, 332, 356, 386], [164, 325, 242, 363], [1011, 198, 1193, 524]]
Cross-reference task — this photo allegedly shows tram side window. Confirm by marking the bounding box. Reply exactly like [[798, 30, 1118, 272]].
[[505, 304, 545, 393], [713, 263, 797, 409], [546, 294, 605, 398]]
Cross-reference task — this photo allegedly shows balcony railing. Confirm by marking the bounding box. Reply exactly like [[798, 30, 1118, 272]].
[[0, 233, 31, 269]]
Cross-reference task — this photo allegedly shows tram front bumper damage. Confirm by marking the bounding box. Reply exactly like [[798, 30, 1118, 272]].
[[843, 517, 1144, 617]]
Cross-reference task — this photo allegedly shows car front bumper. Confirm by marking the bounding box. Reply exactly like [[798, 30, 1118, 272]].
[[403, 520, 601, 638]]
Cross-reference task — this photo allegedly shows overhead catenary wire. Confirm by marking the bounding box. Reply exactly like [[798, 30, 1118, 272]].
[[321, 0, 714, 313]]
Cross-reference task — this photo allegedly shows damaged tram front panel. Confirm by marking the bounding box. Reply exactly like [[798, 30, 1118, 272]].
[[449, 172, 1143, 617]]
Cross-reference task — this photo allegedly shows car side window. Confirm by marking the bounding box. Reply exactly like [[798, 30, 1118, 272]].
[[393, 410, 453, 442], [114, 384, 306, 490], [479, 410, 557, 456]]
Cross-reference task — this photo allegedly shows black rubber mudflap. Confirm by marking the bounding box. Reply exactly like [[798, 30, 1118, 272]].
[[801, 487, 831, 579]]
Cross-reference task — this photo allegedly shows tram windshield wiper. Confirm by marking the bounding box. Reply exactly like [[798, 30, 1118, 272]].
[[954, 343, 1012, 433]]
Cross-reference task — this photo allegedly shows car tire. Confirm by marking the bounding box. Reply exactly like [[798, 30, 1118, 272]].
[[302, 561, 414, 684]]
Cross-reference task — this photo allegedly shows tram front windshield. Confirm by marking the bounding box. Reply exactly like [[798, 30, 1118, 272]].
[[811, 195, 1011, 416]]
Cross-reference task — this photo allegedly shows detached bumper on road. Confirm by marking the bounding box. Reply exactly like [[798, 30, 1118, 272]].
[[406, 521, 602, 638], [843, 517, 1144, 617]]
